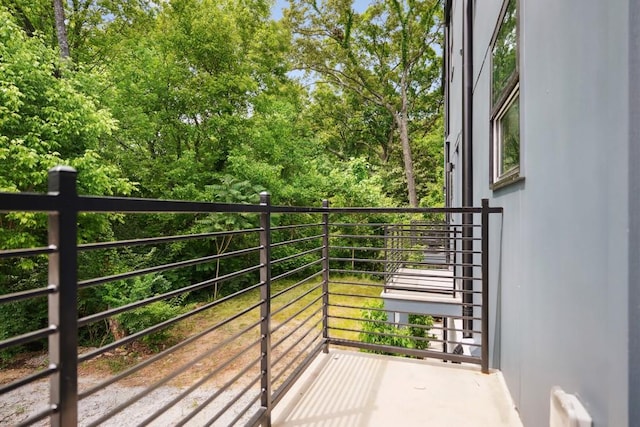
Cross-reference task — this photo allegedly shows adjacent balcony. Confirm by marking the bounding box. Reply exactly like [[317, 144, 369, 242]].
[[0, 167, 519, 426]]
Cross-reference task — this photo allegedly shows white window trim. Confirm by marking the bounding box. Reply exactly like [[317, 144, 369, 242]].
[[492, 84, 520, 183], [489, 0, 522, 190]]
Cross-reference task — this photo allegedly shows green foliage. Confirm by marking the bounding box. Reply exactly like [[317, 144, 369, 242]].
[[0, 6, 135, 360], [286, 0, 443, 206], [0, 7, 130, 194], [0, 0, 446, 360], [359, 300, 433, 355], [104, 274, 187, 349], [115, 301, 184, 350]]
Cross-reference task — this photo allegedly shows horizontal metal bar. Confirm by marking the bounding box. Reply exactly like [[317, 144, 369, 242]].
[[271, 234, 322, 248], [0, 246, 56, 259], [246, 407, 268, 427], [269, 206, 327, 214], [200, 374, 261, 427], [271, 258, 322, 282], [84, 319, 262, 426], [329, 234, 383, 240], [329, 314, 434, 333], [271, 340, 325, 407], [426, 335, 483, 348], [77, 195, 266, 214], [329, 325, 431, 346], [401, 261, 483, 268], [272, 308, 323, 350], [329, 268, 481, 282], [385, 227, 463, 233], [272, 294, 323, 334], [1, 191, 502, 216], [382, 286, 480, 295], [328, 304, 482, 322], [327, 206, 501, 214], [0, 325, 56, 352], [79, 265, 262, 327], [426, 324, 483, 335], [0, 192, 57, 212], [78, 229, 260, 252], [328, 279, 385, 288], [329, 299, 484, 312], [138, 339, 262, 426], [333, 312, 484, 334], [78, 285, 262, 364], [0, 364, 57, 395], [381, 234, 452, 240], [271, 246, 322, 265], [272, 284, 322, 317], [328, 291, 385, 300], [329, 245, 388, 252], [326, 268, 387, 278], [271, 270, 323, 300], [271, 223, 322, 231], [327, 338, 481, 364], [360, 246, 447, 254], [78, 248, 261, 289], [15, 405, 57, 427], [175, 359, 262, 427], [272, 330, 323, 385], [327, 316, 483, 338], [364, 304, 481, 324], [329, 257, 384, 264], [332, 222, 445, 227], [227, 391, 262, 427], [0, 285, 55, 305], [382, 285, 482, 295], [80, 300, 262, 399], [443, 236, 481, 241]]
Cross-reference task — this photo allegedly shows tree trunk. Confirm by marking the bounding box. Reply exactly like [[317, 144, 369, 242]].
[[52, 0, 70, 59], [398, 73, 418, 207], [107, 317, 126, 342]]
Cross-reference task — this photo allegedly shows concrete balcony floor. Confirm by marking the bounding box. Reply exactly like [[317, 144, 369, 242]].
[[272, 350, 522, 427]]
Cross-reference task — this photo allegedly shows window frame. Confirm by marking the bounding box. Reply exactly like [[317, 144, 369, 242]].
[[489, 0, 522, 189]]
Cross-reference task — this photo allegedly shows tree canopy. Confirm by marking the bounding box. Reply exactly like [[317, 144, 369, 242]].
[[0, 0, 444, 357], [285, 0, 443, 206]]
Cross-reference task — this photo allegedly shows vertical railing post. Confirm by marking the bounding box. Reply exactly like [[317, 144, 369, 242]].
[[259, 192, 272, 425], [48, 166, 79, 427], [481, 198, 490, 373], [321, 200, 330, 352], [462, 210, 474, 338], [383, 225, 389, 292]]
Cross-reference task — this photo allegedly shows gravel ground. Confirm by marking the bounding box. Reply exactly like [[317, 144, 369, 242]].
[[1, 376, 260, 426]]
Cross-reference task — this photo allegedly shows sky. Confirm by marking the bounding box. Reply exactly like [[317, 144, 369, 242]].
[[271, 0, 372, 20]]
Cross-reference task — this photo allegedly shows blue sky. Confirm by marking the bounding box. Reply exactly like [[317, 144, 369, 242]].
[[271, 0, 371, 20]]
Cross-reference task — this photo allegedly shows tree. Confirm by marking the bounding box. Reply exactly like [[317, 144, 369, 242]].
[[92, 0, 296, 200], [0, 6, 134, 358], [286, 0, 443, 207], [52, 0, 70, 58]]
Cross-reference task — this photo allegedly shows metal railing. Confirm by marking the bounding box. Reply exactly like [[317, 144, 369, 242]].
[[383, 221, 452, 285], [0, 166, 501, 426]]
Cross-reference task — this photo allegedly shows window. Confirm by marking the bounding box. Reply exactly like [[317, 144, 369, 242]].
[[490, 0, 520, 187]]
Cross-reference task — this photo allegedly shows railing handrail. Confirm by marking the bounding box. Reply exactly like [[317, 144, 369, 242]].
[[0, 189, 503, 216]]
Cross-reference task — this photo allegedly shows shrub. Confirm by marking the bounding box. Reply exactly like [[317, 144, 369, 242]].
[[359, 300, 433, 356]]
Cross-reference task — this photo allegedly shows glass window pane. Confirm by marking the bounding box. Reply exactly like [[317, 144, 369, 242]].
[[500, 94, 520, 175], [492, 0, 517, 104]]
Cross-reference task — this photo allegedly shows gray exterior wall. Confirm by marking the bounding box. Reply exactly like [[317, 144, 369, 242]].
[[445, 1, 632, 425], [629, 1, 640, 424]]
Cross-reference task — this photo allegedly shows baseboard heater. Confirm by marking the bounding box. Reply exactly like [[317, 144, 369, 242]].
[[550, 387, 592, 427]]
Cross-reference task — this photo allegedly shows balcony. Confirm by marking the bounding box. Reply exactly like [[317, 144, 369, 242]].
[[0, 167, 518, 426]]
